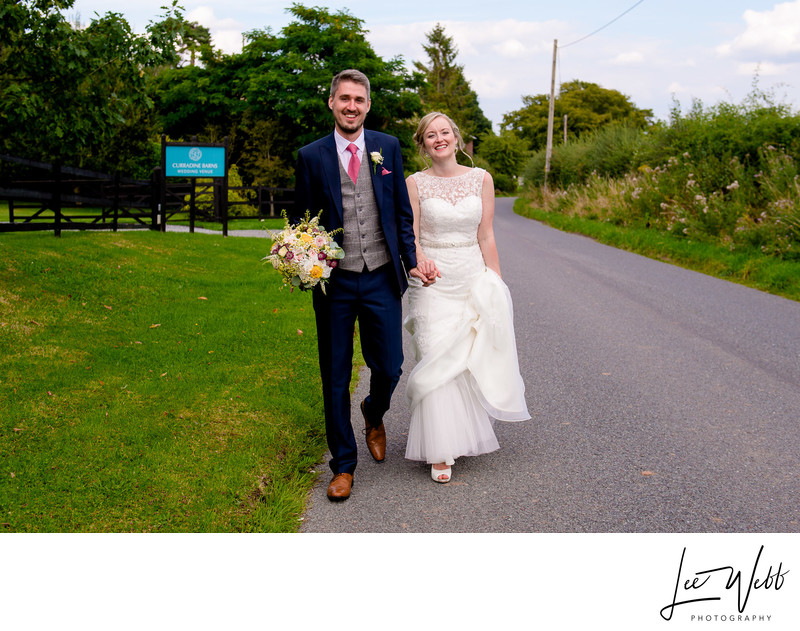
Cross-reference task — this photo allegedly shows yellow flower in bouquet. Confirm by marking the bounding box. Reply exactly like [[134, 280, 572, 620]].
[[264, 211, 344, 293]]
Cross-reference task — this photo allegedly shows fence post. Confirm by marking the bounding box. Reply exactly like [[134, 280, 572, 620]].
[[53, 161, 62, 237], [160, 168, 167, 232], [112, 173, 120, 232], [150, 167, 161, 231], [159, 133, 168, 232], [189, 177, 196, 233], [221, 136, 229, 237], [220, 178, 229, 237], [189, 134, 199, 230]]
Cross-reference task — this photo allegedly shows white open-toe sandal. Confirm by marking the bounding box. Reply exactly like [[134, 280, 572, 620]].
[[431, 465, 452, 483]]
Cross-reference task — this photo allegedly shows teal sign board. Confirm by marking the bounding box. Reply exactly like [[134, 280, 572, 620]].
[[165, 146, 226, 177]]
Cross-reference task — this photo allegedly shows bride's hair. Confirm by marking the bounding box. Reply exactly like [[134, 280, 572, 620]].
[[413, 112, 473, 166]]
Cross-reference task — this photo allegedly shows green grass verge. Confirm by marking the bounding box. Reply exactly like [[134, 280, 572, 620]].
[[0, 230, 343, 532], [514, 198, 800, 303]]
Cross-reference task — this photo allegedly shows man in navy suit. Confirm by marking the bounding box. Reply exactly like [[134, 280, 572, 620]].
[[295, 69, 437, 501]]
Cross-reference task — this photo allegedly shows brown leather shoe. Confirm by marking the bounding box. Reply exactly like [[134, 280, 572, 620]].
[[326, 473, 353, 501], [361, 400, 386, 462]]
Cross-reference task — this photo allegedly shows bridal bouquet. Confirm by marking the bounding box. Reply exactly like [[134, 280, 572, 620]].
[[265, 210, 344, 293]]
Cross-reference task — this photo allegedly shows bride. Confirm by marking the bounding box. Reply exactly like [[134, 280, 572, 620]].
[[404, 112, 530, 483]]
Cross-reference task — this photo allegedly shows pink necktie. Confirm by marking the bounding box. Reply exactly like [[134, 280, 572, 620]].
[[347, 143, 360, 184]]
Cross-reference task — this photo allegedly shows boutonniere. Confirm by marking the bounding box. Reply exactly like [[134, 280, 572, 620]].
[[370, 150, 384, 175]]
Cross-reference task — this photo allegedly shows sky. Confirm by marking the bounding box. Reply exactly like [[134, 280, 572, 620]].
[[64, 0, 800, 129]]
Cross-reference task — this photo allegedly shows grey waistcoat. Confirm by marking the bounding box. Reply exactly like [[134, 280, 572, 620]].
[[337, 154, 391, 272]]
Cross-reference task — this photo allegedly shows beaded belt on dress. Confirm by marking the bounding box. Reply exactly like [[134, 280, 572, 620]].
[[420, 238, 478, 249]]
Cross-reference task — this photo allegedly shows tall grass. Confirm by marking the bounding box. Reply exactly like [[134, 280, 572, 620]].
[[515, 199, 800, 302], [521, 91, 800, 275], [524, 123, 656, 188], [0, 231, 334, 532]]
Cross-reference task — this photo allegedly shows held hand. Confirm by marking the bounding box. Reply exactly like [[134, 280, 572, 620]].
[[421, 259, 441, 282], [409, 267, 434, 287], [410, 259, 441, 287]]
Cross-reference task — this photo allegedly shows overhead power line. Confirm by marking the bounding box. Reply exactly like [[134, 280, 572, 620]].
[[561, 0, 646, 49]]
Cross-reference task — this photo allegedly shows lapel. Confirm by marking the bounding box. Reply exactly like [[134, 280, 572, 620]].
[[320, 133, 343, 223], [364, 131, 385, 212]]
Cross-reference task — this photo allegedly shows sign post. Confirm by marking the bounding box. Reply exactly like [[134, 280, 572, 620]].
[[161, 136, 229, 236]]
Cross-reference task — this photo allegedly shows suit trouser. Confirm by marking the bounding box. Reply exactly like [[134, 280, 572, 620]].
[[313, 264, 403, 475]]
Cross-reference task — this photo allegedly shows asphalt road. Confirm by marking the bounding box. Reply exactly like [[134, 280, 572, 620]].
[[299, 197, 800, 533]]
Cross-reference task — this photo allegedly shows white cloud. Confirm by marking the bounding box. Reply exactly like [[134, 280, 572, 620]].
[[369, 19, 570, 109], [187, 6, 245, 54], [736, 61, 790, 77], [493, 39, 529, 59], [717, 0, 800, 60], [610, 51, 645, 65], [369, 19, 564, 64], [667, 81, 687, 95]]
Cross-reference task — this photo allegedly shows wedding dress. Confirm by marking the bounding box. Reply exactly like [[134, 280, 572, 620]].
[[404, 168, 530, 466]]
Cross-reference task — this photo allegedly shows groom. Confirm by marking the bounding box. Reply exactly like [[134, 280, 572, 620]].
[[294, 69, 433, 501]]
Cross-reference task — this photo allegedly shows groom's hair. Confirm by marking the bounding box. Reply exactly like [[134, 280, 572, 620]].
[[330, 69, 371, 101]]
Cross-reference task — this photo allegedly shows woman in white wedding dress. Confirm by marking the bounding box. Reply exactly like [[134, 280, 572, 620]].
[[404, 112, 530, 483]]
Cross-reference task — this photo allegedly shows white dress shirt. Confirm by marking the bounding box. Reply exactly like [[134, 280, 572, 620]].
[[334, 129, 365, 173]]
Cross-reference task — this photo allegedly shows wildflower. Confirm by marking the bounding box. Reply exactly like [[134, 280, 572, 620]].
[[726, 181, 740, 191]]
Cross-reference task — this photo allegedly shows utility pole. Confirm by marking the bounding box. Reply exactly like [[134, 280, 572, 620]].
[[544, 39, 557, 192]]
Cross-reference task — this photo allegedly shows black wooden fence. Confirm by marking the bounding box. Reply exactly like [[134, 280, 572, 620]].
[[0, 153, 293, 237]]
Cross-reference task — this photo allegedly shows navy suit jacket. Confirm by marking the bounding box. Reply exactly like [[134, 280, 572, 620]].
[[294, 130, 418, 295]]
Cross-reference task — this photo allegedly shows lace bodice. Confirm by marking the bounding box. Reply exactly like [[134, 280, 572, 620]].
[[412, 168, 485, 246]]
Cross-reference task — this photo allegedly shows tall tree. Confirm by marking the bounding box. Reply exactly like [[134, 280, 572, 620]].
[[241, 4, 422, 151], [0, 0, 185, 175], [414, 23, 492, 147], [476, 130, 529, 192], [502, 80, 653, 151], [153, 4, 423, 185], [178, 21, 213, 67]]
